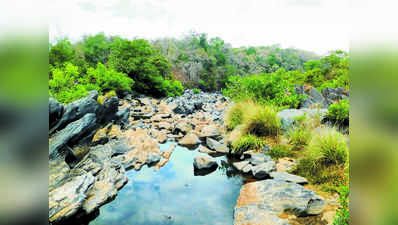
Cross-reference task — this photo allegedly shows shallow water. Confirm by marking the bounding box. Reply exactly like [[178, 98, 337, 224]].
[[90, 142, 243, 225]]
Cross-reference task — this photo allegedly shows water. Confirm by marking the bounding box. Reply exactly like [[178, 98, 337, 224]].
[[90, 142, 243, 225]]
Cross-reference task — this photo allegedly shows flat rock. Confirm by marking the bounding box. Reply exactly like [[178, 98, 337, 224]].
[[270, 172, 308, 185], [234, 179, 326, 225], [206, 137, 229, 154], [252, 161, 276, 179], [199, 125, 221, 139]]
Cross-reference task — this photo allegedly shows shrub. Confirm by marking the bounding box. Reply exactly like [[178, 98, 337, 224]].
[[327, 99, 349, 124], [288, 125, 312, 149], [307, 128, 348, 166], [232, 135, 266, 155], [242, 104, 280, 137], [193, 88, 201, 94], [292, 128, 349, 193], [268, 144, 294, 159], [222, 68, 304, 108], [333, 185, 349, 225], [225, 102, 245, 130]]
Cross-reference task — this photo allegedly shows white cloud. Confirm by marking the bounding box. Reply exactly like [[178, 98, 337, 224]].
[[49, 0, 350, 54]]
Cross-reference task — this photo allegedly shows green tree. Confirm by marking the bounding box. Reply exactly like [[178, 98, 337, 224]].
[[49, 38, 75, 68]]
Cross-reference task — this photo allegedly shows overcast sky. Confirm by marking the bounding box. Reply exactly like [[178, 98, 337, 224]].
[[49, 0, 351, 55]]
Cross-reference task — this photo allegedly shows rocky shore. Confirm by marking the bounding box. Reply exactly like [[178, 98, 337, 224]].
[[49, 87, 348, 225]]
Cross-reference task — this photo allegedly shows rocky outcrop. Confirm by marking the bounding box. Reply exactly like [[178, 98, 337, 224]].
[[269, 171, 308, 185], [295, 85, 349, 109], [232, 152, 276, 178], [49, 97, 64, 129], [234, 180, 326, 225], [277, 108, 327, 131], [49, 113, 98, 160]]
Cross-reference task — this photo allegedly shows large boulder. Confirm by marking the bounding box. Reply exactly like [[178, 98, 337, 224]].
[[206, 138, 229, 154], [49, 98, 64, 129], [49, 113, 98, 160], [270, 171, 308, 185], [234, 180, 326, 225], [114, 106, 130, 127], [322, 87, 349, 105], [174, 122, 194, 135], [277, 108, 327, 131], [252, 161, 276, 179], [295, 85, 327, 109]]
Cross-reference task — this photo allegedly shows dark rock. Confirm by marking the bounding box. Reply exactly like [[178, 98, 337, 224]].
[[49, 98, 64, 129], [194, 101, 203, 110], [49, 113, 98, 160], [50, 91, 99, 134], [115, 107, 130, 127]]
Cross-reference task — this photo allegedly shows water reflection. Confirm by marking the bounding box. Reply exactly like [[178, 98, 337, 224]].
[[91, 142, 243, 225]]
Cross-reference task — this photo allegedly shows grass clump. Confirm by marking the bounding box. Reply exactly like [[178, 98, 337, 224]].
[[268, 144, 294, 159], [288, 125, 312, 149], [292, 127, 349, 193], [242, 103, 280, 137], [193, 88, 201, 94], [97, 90, 117, 105], [231, 134, 266, 155], [333, 185, 349, 225], [225, 102, 245, 130]]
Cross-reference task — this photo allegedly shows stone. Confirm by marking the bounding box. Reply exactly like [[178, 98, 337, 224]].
[[193, 155, 218, 170], [270, 172, 308, 185], [234, 180, 326, 225], [49, 97, 64, 129], [249, 153, 273, 166], [157, 131, 168, 144], [178, 133, 201, 148], [232, 160, 250, 171], [49, 113, 97, 160], [276, 157, 297, 172], [252, 161, 276, 179], [49, 173, 95, 224], [198, 145, 215, 154], [199, 125, 221, 139], [206, 137, 229, 154], [115, 106, 130, 127], [50, 91, 99, 133], [174, 122, 193, 134]]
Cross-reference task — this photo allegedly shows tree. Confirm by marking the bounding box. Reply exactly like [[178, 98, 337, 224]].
[[49, 38, 75, 68], [84, 33, 111, 67]]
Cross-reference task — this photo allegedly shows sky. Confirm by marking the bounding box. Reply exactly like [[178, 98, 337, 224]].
[[49, 0, 351, 55]]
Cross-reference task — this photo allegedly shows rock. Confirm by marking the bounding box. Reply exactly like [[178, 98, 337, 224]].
[[270, 172, 308, 185], [49, 173, 95, 224], [234, 180, 326, 225], [298, 86, 328, 109], [115, 106, 130, 127], [98, 96, 119, 124], [157, 131, 168, 143], [174, 122, 193, 134], [277, 108, 327, 130], [49, 113, 97, 160], [206, 137, 229, 154], [249, 153, 273, 166], [49, 97, 64, 129], [194, 101, 203, 110], [232, 160, 250, 171], [50, 91, 99, 133], [199, 125, 221, 139], [198, 145, 216, 154], [178, 133, 201, 148], [225, 125, 243, 146], [322, 87, 349, 105], [252, 161, 276, 179], [276, 157, 297, 172], [49, 159, 71, 192], [193, 155, 218, 170], [131, 112, 154, 120]]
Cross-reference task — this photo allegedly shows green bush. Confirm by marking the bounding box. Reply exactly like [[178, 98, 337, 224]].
[[231, 134, 266, 155], [193, 88, 201, 94], [268, 144, 294, 159], [242, 104, 280, 137], [49, 62, 134, 104], [159, 79, 184, 97], [333, 185, 349, 225], [327, 99, 349, 123], [222, 68, 304, 108], [225, 102, 245, 130]]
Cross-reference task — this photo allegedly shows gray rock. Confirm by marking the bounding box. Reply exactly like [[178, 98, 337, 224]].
[[115, 107, 130, 127], [206, 137, 229, 154], [194, 101, 203, 110], [49, 97, 64, 129], [193, 155, 218, 170], [277, 108, 328, 130], [174, 122, 194, 135], [50, 91, 99, 133], [199, 125, 221, 139], [178, 133, 201, 147], [49, 113, 97, 160], [49, 173, 95, 224], [270, 172, 308, 185], [252, 161, 276, 179], [232, 161, 250, 171], [249, 153, 273, 166], [234, 180, 326, 225]]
